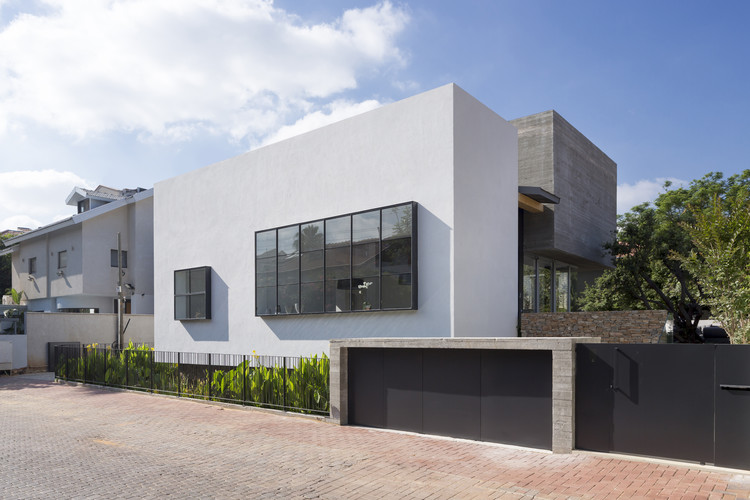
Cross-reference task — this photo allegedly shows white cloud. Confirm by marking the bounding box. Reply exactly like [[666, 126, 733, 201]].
[[0, 170, 93, 230], [261, 99, 382, 146], [617, 177, 688, 214], [0, 0, 409, 143]]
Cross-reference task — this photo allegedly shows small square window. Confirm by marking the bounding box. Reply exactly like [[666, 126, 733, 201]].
[[58, 250, 67, 269], [174, 266, 211, 320], [110, 249, 128, 268]]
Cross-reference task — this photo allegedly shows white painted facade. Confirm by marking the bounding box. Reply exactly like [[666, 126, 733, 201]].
[[8, 190, 154, 314], [154, 84, 518, 357]]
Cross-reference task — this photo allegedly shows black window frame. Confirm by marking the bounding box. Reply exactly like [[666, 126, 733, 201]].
[[174, 266, 212, 321], [77, 199, 89, 214], [110, 249, 128, 268], [255, 201, 418, 317], [57, 250, 67, 269], [28, 257, 36, 275]]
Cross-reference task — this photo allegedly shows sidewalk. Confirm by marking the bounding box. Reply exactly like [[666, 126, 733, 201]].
[[1, 373, 748, 499]]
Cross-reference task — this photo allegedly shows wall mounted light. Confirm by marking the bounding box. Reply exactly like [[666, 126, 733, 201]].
[[56, 270, 64, 277]]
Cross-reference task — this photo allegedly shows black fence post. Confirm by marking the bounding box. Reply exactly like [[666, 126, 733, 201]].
[[125, 347, 129, 388], [104, 347, 108, 387], [283, 357, 287, 411], [208, 354, 212, 401], [150, 350, 154, 393], [243, 354, 247, 406]]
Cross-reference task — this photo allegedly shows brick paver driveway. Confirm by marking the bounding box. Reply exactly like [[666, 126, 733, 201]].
[[1, 373, 749, 499]]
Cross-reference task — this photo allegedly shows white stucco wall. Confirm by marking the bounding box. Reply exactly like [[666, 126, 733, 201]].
[[453, 87, 519, 336], [154, 84, 518, 357], [25, 312, 154, 368]]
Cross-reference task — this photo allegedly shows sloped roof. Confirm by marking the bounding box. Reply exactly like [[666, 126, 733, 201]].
[[65, 185, 147, 207]]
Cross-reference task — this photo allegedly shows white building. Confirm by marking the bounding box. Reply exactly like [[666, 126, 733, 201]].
[[4, 186, 154, 314], [154, 84, 520, 356]]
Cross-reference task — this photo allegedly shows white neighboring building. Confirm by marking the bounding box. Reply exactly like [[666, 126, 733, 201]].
[[154, 84, 519, 357], [4, 186, 154, 314]]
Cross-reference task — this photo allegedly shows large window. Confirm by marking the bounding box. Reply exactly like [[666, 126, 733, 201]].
[[256, 202, 417, 316], [174, 266, 212, 320]]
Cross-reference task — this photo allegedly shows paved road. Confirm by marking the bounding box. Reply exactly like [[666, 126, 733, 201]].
[[1, 372, 749, 499]]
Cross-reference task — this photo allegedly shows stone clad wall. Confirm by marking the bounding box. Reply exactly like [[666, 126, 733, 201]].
[[521, 310, 668, 344]]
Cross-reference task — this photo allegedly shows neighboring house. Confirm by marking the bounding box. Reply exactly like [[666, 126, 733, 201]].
[[153, 83, 616, 357], [2, 186, 154, 314]]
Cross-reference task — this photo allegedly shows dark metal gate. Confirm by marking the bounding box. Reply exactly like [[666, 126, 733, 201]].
[[348, 348, 552, 450], [576, 344, 750, 470]]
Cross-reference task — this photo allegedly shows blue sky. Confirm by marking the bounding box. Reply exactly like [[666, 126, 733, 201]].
[[1, 0, 748, 229]]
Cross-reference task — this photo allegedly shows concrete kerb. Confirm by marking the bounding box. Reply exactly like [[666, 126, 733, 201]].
[[328, 336, 601, 454]]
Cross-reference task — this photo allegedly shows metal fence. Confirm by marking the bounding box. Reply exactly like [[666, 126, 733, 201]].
[[53, 345, 330, 416]]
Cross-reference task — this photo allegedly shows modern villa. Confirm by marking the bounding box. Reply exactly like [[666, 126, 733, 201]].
[[153, 84, 616, 357]]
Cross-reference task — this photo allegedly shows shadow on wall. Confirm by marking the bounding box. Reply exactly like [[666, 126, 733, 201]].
[[263, 206, 452, 343], [182, 270, 229, 342]]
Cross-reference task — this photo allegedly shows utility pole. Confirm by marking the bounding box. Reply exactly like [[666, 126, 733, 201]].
[[116, 232, 124, 349]]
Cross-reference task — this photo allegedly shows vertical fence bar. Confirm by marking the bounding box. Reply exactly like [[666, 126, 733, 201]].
[[105, 347, 108, 387], [283, 357, 287, 411], [150, 350, 154, 393], [208, 354, 212, 401], [177, 352, 181, 398], [243, 354, 247, 405], [125, 347, 129, 388]]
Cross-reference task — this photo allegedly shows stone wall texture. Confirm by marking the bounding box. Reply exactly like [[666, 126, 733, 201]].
[[521, 310, 668, 344]]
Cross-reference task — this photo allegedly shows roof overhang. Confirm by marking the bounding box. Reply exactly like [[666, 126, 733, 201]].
[[518, 186, 560, 205]]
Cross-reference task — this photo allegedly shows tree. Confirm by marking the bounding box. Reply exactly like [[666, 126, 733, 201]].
[[579, 170, 750, 342], [680, 192, 750, 344], [0, 234, 12, 297]]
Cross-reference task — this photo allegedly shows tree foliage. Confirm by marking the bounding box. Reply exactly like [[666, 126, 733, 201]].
[[579, 170, 750, 343], [0, 234, 12, 297], [679, 192, 750, 344]]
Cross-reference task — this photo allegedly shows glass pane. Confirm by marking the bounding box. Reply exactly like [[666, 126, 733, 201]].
[[175, 270, 189, 295], [570, 269, 580, 312], [190, 268, 206, 293], [301, 250, 324, 283], [190, 294, 207, 319], [300, 221, 324, 252], [539, 261, 552, 312], [278, 284, 299, 314], [175, 295, 188, 319], [382, 274, 411, 309], [556, 265, 570, 312], [325, 216, 350, 249], [522, 256, 536, 313], [382, 204, 412, 240], [352, 210, 380, 244], [352, 278, 379, 311], [301, 282, 324, 313], [278, 225, 299, 257], [256, 286, 277, 316], [325, 247, 350, 280], [352, 243, 379, 278], [277, 253, 299, 285], [256, 257, 276, 287], [325, 279, 350, 312], [256, 230, 276, 258], [381, 237, 411, 275]]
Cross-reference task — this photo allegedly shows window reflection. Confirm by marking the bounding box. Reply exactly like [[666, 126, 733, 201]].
[[256, 202, 416, 315]]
